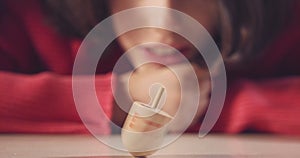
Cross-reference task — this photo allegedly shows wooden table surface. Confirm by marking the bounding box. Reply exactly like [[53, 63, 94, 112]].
[[1, 134, 300, 158]]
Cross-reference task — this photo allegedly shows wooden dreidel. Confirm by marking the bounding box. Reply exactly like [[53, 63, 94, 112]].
[[122, 86, 173, 157]]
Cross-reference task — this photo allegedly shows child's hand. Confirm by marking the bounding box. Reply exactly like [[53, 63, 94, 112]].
[[128, 63, 210, 132], [129, 63, 181, 116]]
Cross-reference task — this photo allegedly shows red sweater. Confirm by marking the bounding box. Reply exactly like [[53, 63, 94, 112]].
[[1, 0, 300, 135]]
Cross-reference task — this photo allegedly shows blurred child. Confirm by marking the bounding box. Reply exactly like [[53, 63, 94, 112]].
[[0, 0, 300, 135]]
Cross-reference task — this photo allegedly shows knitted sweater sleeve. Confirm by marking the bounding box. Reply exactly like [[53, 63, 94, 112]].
[[212, 77, 300, 136], [0, 71, 113, 134]]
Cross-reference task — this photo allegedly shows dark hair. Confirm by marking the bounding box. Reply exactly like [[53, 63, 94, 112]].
[[219, 0, 294, 69], [42, 0, 109, 38], [42, 0, 295, 68], [0, 1, 4, 17]]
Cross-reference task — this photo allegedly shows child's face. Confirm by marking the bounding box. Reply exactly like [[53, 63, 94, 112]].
[[109, 0, 219, 66]]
